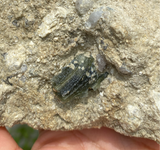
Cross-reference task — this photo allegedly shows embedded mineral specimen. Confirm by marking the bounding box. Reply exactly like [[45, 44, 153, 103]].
[[75, 0, 94, 15], [85, 8, 103, 28], [96, 54, 107, 72], [52, 54, 108, 102]]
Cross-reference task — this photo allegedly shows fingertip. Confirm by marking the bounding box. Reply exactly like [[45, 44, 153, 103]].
[[0, 127, 22, 150]]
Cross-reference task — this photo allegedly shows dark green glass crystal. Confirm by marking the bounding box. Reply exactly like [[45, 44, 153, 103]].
[[52, 54, 108, 102]]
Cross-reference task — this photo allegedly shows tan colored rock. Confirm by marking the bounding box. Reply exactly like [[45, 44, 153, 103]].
[[0, 0, 160, 145]]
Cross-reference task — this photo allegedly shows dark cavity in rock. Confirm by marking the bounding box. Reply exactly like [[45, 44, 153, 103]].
[[52, 54, 108, 102]]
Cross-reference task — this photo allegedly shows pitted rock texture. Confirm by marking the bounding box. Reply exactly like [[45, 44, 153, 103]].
[[0, 0, 160, 144]]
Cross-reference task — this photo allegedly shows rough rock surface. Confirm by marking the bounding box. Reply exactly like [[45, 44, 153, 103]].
[[0, 0, 160, 144]]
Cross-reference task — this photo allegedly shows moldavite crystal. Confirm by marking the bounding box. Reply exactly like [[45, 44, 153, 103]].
[[52, 54, 108, 102]]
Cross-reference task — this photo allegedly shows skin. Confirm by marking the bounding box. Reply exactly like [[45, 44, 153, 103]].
[[0, 127, 159, 150]]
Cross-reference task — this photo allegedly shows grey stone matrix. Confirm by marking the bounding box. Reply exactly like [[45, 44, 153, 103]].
[[0, 0, 160, 144]]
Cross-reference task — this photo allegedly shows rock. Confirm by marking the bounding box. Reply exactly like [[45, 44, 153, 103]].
[[5, 45, 26, 71], [0, 0, 160, 145]]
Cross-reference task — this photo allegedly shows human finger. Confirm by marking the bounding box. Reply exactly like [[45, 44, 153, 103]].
[[32, 127, 160, 150], [0, 127, 22, 150]]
